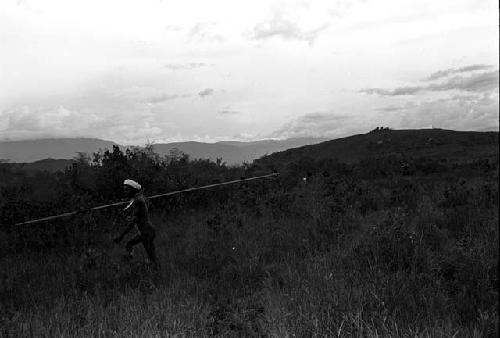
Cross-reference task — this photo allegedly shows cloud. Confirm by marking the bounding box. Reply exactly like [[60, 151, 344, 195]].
[[147, 94, 179, 104], [188, 22, 225, 43], [361, 68, 499, 96], [301, 112, 351, 122], [414, 93, 498, 130], [250, 16, 329, 46], [373, 103, 418, 112], [363, 65, 499, 132], [0, 103, 175, 144], [327, 0, 368, 19], [360, 86, 421, 96], [198, 88, 215, 98], [0, 105, 104, 139], [164, 25, 182, 32], [163, 62, 212, 70], [269, 112, 354, 139], [231, 132, 258, 141], [145, 93, 191, 104], [375, 106, 404, 112], [107, 122, 163, 144], [428, 70, 499, 92], [111, 86, 191, 104], [373, 92, 499, 131], [427, 64, 494, 80], [217, 105, 240, 115], [218, 109, 240, 115]]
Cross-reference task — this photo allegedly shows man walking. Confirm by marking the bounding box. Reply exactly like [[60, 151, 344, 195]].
[[114, 179, 158, 266]]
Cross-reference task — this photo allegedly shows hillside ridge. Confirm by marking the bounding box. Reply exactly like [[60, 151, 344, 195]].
[[255, 129, 499, 167]]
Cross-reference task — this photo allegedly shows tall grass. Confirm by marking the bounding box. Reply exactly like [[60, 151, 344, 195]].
[[1, 154, 498, 336]]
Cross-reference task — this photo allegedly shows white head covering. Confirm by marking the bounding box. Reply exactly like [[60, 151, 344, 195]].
[[123, 179, 142, 190]]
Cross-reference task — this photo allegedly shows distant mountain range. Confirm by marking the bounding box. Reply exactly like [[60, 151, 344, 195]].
[[0, 138, 118, 164], [150, 138, 329, 165], [3, 129, 497, 174], [0, 137, 329, 165], [254, 129, 499, 168]]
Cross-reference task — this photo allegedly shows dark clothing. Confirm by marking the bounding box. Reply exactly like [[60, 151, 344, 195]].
[[128, 193, 155, 236], [122, 192, 158, 264]]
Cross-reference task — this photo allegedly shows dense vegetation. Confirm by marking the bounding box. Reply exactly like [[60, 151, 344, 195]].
[[0, 131, 498, 337]]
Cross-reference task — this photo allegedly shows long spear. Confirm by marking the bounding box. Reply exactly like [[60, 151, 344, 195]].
[[14, 172, 279, 226]]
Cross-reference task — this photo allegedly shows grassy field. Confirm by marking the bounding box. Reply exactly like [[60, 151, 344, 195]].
[[1, 168, 498, 337], [1, 133, 498, 337]]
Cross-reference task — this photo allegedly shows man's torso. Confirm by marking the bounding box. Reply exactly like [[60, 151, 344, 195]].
[[131, 194, 155, 235]]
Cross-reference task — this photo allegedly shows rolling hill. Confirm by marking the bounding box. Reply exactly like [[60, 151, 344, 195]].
[[254, 128, 499, 168], [3, 129, 497, 173], [0, 137, 328, 167], [12, 158, 76, 174], [151, 138, 328, 164], [0, 138, 118, 163]]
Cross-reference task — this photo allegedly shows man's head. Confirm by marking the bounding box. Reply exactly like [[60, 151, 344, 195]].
[[123, 179, 142, 197]]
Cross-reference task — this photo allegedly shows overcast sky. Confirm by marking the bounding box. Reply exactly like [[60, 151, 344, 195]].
[[0, 0, 498, 144]]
